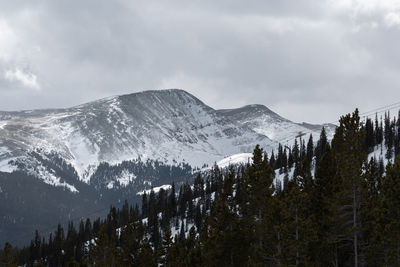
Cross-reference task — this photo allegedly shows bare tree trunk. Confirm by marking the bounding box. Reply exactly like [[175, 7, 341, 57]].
[[398, 242, 400, 264], [259, 209, 262, 247], [277, 231, 281, 266], [353, 184, 358, 267], [230, 223, 234, 266], [295, 206, 299, 266], [333, 243, 339, 267]]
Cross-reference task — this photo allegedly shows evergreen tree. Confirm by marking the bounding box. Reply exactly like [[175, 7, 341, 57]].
[[160, 229, 173, 266], [89, 225, 117, 266], [384, 112, 394, 159], [243, 145, 275, 264], [360, 157, 385, 265], [119, 211, 144, 266], [381, 157, 400, 265], [142, 193, 148, 218], [375, 113, 383, 145], [168, 182, 177, 219], [331, 109, 367, 266], [0, 242, 17, 267], [306, 134, 314, 166], [136, 238, 157, 267], [315, 126, 328, 165], [203, 168, 247, 266], [365, 117, 375, 152]]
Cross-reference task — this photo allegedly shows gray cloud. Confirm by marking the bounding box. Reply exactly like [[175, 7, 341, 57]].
[[0, 0, 400, 123]]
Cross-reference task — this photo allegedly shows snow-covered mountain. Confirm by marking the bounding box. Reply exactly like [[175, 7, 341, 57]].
[[218, 104, 336, 146], [0, 89, 335, 190], [0, 89, 338, 246], [0, 90, 273, 184]]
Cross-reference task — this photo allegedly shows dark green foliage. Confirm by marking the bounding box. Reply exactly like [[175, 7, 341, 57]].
[[89, 225, 117, 266], [0, 242, 17, 267]]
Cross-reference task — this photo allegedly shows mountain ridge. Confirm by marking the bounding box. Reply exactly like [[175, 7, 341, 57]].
[[0, 88, 336, 246], [0, 89, 335, 190], [0, 89, 276, 185]]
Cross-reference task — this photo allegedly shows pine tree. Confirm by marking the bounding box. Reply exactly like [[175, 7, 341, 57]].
[[365, 118, 375, 152], [243, 145, 275, 264], [283, 158, 318, 265], [136, 238, 157, 267], [312, 144, 344, 265], [142, 193, 148, 218], [360, 157, 385, 265], [381, 157, 400, 264], [183, 227, 202, 266], [0, 242, 17, 267], [168, 182, 177, 219], [89, 225, 117, 266], [315, 126, 328, 165], [331, 109, 367, 267], [384, 112, 394, 159], [306, 134, 314, 166], [203, 168, 247, 266], [160, 229, 174, 266], [119, 211, 144, 266]]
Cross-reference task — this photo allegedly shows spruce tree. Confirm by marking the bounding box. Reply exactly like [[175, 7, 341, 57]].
[[381, 157, 400, 264], [136, 238, 157, 267], [160, 229, 174, 266], [315, 126, 328, 165], [306, 134, 314, 167], [331, 109, 367, 266], [0, 242, 17, 267], [89, 225, 117, 266], [243, 145, 275, 264], [360, 158, 385, 265], [119, 211, 144, 266]]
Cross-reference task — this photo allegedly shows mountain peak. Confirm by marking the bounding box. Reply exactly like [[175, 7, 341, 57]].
[[119, 88, 197, 100], [218, 103, 287, 122], [116, 89, 210, 111]]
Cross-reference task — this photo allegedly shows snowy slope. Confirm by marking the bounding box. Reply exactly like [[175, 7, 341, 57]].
[[207, 153, 253, 170], [218, 104, 336, 146], [0, 89, 276, 186]]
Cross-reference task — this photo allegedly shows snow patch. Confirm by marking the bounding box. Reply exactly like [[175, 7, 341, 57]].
[[213, 153, 253, 169], [137, 184, 172, 195], [115, 170, 137, 187]]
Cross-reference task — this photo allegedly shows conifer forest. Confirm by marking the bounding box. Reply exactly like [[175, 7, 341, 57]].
[[1, 109, 400, 266]]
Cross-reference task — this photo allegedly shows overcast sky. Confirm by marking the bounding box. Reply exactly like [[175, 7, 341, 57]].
[[1, 0, 400, 123]]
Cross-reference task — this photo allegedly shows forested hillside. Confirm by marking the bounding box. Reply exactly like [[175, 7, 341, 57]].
[[2, 109, 400, 266]]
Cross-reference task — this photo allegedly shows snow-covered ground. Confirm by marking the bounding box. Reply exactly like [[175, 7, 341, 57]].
[[136, 184, 172, 195]]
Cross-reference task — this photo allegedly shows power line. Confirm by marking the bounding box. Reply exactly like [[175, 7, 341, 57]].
[[275, 100, 400, 145], [360, 104, 400, 119], [359, 101, 400, 116]]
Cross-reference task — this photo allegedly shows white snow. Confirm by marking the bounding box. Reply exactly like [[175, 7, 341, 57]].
[[368, 144, 393, 171], [106, 181, 115, 189], [0, 159, 17, 173], [203, 153, 253, 170], [115, 170, 137, 187], [0, 121, 7, 129], [136, 184, 172, 195], [0, 89, 336, 188]]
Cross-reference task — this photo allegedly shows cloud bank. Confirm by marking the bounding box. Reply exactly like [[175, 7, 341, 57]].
[[0, 0, 399, 123]]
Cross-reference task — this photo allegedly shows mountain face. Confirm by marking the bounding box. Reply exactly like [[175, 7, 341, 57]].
[[0, 88, 336, 246], [0, 89, 276, 188], [218, 104, 336, 145], [0, 89, 336, 190]]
